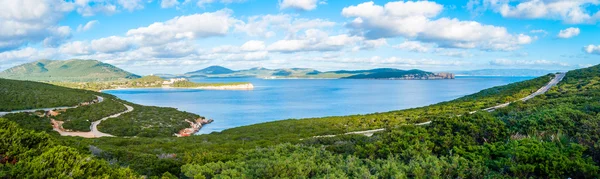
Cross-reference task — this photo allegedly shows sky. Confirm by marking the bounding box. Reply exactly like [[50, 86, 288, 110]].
[[1, 0, 599, 75]]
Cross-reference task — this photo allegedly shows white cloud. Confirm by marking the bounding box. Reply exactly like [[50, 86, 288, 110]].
[[161, 0, 180, 8], [91, 36, 133, 53], [583, 44, 600, 55], [267, 29, 361, 52], [360, 38, 388, 50], [224, 51, 269, 61], [77, 20, 99, 32], [117, 0, 144, 11], [342, 1, 532, 51], [0, 0, 74, 51], [394, 41, 431, 53], [557, 27, 580, 38], [126, 9, 240, 45], [59, 41, 93, 55], [235, 14, 335, 38], [480, 0, 600, 24], [74, 0, 118, 16], [489, 59, 569, 67], [240, 40, 266, 51], [197, 0, 246, 7], [136, 41, 200, 58], [530, 29, 548, 35], [280, 0, 319, 11]]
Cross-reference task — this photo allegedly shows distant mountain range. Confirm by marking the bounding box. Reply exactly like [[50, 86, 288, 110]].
[[453, 69, 564, 77], [0, 59, 140, 82], [178, 66, 455, 80]]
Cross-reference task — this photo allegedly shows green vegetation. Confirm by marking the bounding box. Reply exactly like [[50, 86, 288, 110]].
[[5, 62, 600, 178], [53, 75, 251, 91], [0, 78, 96, 111], [0, 118, 138, 178], [0, 59, 140, 82], [1, 113, 53, 133], [57, 98, 127, 132], [98, 103, 201, 137]]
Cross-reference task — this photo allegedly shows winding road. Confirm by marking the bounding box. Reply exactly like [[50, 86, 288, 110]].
[[312, 73, 566, 138], [52, 103, 134, 138]]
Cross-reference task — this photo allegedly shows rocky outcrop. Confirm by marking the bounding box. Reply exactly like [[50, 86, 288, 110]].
[[176, 117, 214, 137]]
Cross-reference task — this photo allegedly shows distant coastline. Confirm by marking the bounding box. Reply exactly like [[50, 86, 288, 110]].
[[99, 83, 254, 92]]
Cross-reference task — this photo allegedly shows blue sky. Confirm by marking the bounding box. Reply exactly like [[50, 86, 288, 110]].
[[1, 0, 599, 75]]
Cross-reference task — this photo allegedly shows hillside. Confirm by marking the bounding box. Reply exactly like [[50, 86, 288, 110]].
[[185, 66, 235, 76], [3, 65, 600, 178], [171, 66, 454, 79], [0, 59, 140, 82], [0, 78, 97, 111]]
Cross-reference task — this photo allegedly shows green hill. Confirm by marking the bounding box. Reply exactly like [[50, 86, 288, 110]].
[[0, 59, 140, 82], [185, 66, 235, 76], [176, 66, 452, 79]]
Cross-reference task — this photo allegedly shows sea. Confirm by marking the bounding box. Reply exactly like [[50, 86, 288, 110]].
[[103, 76, 534, 134]]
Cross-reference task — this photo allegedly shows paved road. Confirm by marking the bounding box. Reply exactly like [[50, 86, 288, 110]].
[[312, 73, 566, 138], [55, 103, 134, 138], [90, 104, 133, 137], [0, 96, 104, 117], [483, 73, 565, 112]]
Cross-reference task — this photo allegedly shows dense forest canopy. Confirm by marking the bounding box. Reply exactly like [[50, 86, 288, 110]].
[[2, 64, 600, 178]]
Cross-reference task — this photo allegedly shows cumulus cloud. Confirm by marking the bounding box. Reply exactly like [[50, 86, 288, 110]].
[[117, 0, 144, 11], [161, 0, 180, 8], [342, 1, 532, 51], [479, 0, 600, 24], [126, 9, 240, 46], [59, 41, 93, 55], [583, 44, 600, 55], [360, 38, 388, 50], [91, 36, 133, 53], [235, 14, 335, 38], [394, 41, 432, 53], [530, 29, 548, 36], [0, 0, 73, 51], [267, 29, 361, 52], [489, 59, 569, 67], [240, 40, 266, 51], [197, 0, 246, 7], [557, 27, 580, 38], [280, 0, 319, 11], [77, 20, 100, 32]]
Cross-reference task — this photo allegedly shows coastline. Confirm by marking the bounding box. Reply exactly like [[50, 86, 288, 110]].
[[99, 83, 254, 92]]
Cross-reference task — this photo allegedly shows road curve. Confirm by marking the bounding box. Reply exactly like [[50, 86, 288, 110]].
[[483, 73, 565, 112], [90, 103, 134, 137], [311, 73, 566, 138], [54, 103, 134, 138]]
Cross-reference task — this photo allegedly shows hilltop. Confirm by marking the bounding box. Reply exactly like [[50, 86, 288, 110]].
[[0, 59, 140, 82], [170, 66, 455, 79]]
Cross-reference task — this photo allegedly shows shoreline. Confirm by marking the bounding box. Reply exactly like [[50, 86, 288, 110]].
[[99, 83, 254, 92]]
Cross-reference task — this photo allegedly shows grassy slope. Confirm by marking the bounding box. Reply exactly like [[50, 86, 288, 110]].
[[0, 78, 97, 111], [0, 59, 140, 82]]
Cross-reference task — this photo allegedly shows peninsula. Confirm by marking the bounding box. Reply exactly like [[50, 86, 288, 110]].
[[164, 66, 456, 80]]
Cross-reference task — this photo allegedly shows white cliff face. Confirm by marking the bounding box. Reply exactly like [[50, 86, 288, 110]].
[[195, 83, 254, 90]]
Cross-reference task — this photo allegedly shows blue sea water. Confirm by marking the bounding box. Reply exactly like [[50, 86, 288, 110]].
[[103, 76, 534, 134]]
